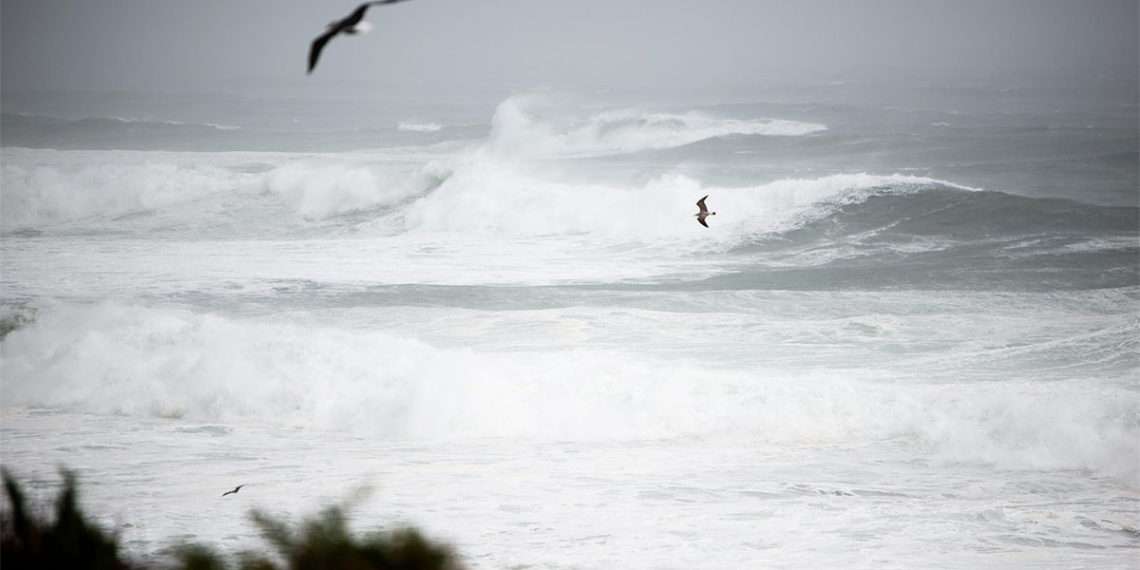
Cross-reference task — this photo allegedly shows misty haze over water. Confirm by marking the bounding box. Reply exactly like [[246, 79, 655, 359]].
[[1, 1, 1138, 568]]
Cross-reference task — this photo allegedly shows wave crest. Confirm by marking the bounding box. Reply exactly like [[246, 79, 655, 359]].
[[0, 150, 250, 229], [404, 164, 965, 245], [486, 95, 826, 157], [262, 161, 443, 221], [0, 149, 449, 230]]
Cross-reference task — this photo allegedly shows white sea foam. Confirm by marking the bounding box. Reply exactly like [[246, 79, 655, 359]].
[[403, 157, 968, 247], [261, 160, 441, 220], [0, 149, 255, 229], [3, 91, 1138, 569], [2, 302, 1135, 483], [0, 149, 442, 228]]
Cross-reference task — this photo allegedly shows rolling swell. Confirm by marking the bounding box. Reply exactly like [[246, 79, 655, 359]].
[[743, 187, 1138, 245], [0, 112, 473, 152], [717, 188, 1139, 291], [1, 113, 241, 149]]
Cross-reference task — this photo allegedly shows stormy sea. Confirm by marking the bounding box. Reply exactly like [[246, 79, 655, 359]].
[[1, 82, 1137, 568]]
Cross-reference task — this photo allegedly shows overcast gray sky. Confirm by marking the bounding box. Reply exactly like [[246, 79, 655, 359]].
[[2, 0, 1137, 96]]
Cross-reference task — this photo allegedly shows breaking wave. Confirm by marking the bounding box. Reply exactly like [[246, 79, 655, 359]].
[[0, 149, 447, 230], [262, 160, 447, 221], [0, 149, 252, 229], [3, 94, 1133, 274], [485, 95, 826, 157], [3, 144, 1134, 278], [1, 302, 1136, 484], [401, 164, 967, 244], [3, 145, 1134, 288]]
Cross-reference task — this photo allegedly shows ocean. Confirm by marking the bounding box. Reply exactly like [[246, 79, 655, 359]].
[[1, 83, 1137, 568]]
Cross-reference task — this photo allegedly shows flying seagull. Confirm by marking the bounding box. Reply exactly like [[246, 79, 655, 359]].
[[695, 195, 717, 228], [308, 0, 413, 74], [221, 485, 245, 497]]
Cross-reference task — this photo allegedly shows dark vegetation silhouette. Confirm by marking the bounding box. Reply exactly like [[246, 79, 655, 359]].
[[2, 469, 462, 570], [0, 305, 37, 340], [2, 469, 135, 569]]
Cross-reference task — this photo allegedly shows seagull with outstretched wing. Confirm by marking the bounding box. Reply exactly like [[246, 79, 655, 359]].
[[309, 0, 414, 74], [221, 485, 245, 497], [695, 195, 717, 228]]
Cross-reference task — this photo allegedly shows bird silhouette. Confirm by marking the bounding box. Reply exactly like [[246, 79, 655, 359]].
[[309, 0, 414, 74], [221, 485, 245, 497]]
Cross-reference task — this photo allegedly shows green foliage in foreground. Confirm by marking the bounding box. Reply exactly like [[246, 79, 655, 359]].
[[2, 469, 462, 570]]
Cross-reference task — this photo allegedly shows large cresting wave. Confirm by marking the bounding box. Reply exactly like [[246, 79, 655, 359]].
[[3, 94, 1134, 273]]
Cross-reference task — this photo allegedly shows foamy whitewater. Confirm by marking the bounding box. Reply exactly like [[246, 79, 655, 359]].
[[1, 90, 1138, 568]]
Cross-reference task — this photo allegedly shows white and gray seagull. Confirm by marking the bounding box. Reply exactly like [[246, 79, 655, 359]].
[[695, 195, 717, 228], [308, 0, 414, 74]]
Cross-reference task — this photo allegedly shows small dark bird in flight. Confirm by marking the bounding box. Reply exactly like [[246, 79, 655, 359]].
[[221, 485, 245, 497], [309, 0, 414, 74], [695, 195, 717, 228]]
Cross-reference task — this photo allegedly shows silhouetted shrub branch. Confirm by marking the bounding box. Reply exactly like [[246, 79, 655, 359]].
[[2, 468, 135, 570], [2, 469, 462, 570]]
